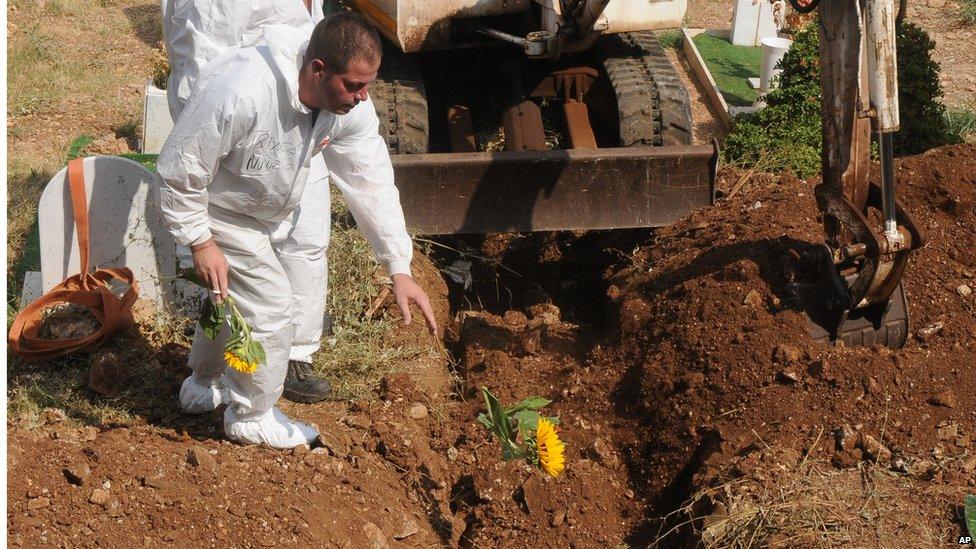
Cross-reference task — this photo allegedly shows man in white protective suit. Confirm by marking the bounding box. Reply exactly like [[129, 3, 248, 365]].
[[156, 13, 439, 448], [161, 0, 346, 405]]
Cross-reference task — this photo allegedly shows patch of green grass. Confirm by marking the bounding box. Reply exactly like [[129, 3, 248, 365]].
[[959, 0, 976, 25], [945, 107, 976, 143], [657, 29, 683, 50], [692, 33, 761, 107]]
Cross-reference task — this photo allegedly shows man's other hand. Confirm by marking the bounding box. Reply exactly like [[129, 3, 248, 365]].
[[191, 238, 229, 302], [391, 273, 438, 336]]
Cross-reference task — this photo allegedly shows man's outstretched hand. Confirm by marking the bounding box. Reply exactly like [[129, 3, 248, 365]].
[[391, 273, 438, 336]]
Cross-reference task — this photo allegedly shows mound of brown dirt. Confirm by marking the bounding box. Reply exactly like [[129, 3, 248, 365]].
[[599, 143, 976, 538]]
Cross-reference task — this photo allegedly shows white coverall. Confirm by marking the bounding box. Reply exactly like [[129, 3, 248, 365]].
[[161, 0, 334, 367], [157, 28, 414, 447]]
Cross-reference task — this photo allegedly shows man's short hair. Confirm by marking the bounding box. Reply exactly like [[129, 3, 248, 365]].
[[306, 12, 382, 73]]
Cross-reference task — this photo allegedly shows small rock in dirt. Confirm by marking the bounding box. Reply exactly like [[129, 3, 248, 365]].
[[961, 457, 976, 473], [777, 368, 801, 384], [316, 432, 350, 458], [26, 487, 47, 499], [408, 402, 428, 420], [303, 453, 323, 468], [859, 434, 892, 463], [773, 344, 805, 365], [292, 444, 310, 457], [936, 422, 959, 441], [141, 476, 166, 489], [520, 329, 542, 355], [927, 390, 957, 408], [863, 376, 881, 395], [88, 350, 127, 396], [344, 416, 372, 431], [41, 408, 67, 424], [389, 515, 419, 540], [916, 322, 944, 341], [550, 510, 565, 527], [187, 447, 217, 470], [362, 522, 389, 549], [446, 446, 459, 461], [834, 424, 858, 452], [589, 438, 618, 467], [957, 284, 972, 297], [77, 426, 99, 442], [27, 497, 51, 510], [526, 302, 561, 325], [63, 465, 92, 486], [956, 434, 971, 447], [502, 310, 528, 330], [909, 460, 937, 479], [742, 289, 763, 307], [89, 488, 111, 507]]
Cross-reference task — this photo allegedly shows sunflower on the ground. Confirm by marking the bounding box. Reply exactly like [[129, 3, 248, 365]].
[[535, 417, 566, 477], [477, 388, 568, 479]]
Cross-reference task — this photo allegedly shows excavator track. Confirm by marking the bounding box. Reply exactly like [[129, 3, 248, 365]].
[[598, 31, 693, 147], [370, 46, 429, 154]]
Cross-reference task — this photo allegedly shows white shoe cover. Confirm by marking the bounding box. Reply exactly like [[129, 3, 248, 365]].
[[224, 406, 319, 449], [179, 375, 227, 414]]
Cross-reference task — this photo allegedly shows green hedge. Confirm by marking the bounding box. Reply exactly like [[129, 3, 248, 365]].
[[723, 21, 963, 178]]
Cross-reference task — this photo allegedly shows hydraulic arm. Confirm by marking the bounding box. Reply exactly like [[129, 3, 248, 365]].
[[790, 0, 925, 347]]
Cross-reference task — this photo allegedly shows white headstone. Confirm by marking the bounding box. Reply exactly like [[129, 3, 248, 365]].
[[731, 0, 779, 47], [142, 80, 174, 154], [38, 155, 177, 310]]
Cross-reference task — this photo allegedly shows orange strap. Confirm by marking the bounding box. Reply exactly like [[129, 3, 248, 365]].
[[8, 158, 141, 359]]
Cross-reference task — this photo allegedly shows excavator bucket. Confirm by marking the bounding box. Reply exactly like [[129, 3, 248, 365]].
[[789, 245, 912, 348], [391, 142, 719, 235]]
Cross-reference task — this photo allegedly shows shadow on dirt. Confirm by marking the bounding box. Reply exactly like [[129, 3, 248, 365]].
[[604, 235, 823, 545], [123, 4, 163, 47]]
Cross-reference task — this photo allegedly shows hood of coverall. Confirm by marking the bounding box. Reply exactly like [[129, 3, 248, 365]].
[[261, 25, 315, 116]]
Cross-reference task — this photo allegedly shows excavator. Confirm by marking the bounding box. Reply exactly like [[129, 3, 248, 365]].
[[346, 0, 922, 348]]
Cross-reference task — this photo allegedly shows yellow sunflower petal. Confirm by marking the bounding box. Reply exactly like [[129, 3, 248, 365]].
[[536, 417, 566, 477], [224, 350, 257, 374]]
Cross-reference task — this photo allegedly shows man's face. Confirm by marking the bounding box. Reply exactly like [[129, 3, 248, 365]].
[[314, 57, 379, 115]]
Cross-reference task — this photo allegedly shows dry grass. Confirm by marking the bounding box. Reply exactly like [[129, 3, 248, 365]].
[[659, 456, 964, 547], [316, 187, 427, 399], [7, 310, 194, 429]]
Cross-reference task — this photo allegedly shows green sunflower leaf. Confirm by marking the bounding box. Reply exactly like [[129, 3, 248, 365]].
[[482, 388, 514, 444], [501, 439, 524, 461], [512, 410, 540, 431], [505, 396, 551, 414], [200, 297, 225, 340], [250, 339, 266, 365], [476, 412, 494, 431]]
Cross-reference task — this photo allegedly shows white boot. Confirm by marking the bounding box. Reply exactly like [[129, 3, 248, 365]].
[[179, 374, 228, 414], [224, 406, 318, 449]]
